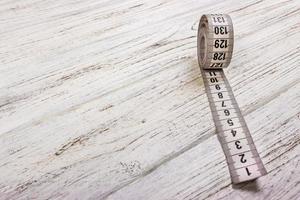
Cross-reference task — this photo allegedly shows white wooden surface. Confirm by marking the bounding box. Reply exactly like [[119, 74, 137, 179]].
[[0, 0, 300, 199]]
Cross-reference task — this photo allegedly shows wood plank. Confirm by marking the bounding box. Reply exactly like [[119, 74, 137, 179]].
[[0, 0, 299, 199]]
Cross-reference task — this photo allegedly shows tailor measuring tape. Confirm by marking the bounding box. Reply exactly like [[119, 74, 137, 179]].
[[197, 14, 267, 184]]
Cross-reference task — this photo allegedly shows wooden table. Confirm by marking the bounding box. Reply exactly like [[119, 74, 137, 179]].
[[1, 0, 299, 199]]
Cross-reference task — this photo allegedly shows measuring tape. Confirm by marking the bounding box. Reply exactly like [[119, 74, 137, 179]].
[[197, 14, 267, 184]]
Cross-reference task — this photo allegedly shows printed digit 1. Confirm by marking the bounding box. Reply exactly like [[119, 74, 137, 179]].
[[246, 167, 251, 176]]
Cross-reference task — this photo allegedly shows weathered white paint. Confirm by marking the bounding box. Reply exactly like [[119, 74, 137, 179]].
[[0, 0, 299, 199]]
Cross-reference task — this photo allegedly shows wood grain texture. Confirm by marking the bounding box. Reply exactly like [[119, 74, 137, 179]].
[[0, 0, 299, 199]]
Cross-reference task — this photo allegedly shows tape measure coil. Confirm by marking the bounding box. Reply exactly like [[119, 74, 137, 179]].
[[198, 14, 234, 69]]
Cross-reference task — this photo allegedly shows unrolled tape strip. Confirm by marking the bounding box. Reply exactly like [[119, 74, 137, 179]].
[[197, 14, 267, 184]]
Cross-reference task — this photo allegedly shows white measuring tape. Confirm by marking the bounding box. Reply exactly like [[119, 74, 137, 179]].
[[197, 14, 267, 184]]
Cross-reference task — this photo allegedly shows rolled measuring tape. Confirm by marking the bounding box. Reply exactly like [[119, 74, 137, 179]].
[[197, 14, 267, 184]]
